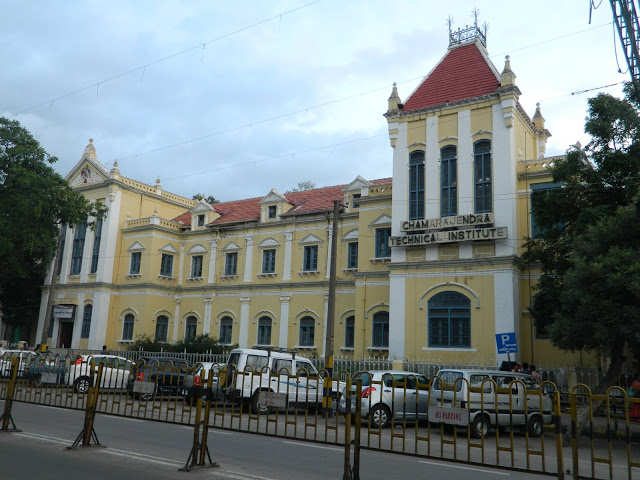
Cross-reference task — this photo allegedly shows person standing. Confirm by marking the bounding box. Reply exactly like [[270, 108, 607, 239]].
[[529, 364, 542, 382], [630, 372, 640, 422]]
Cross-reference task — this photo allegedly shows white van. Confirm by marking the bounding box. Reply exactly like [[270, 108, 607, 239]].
[[224, 347, 326, 414], [429, 369, 554, 438]]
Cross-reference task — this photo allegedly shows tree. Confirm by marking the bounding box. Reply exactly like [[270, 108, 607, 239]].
[[523, 85, 640, 443], [285, 180, 316, 193], [0, 117, 105, 334], [192, 193, 220, 204]]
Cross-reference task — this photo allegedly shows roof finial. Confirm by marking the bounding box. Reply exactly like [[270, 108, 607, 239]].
[[387, 82, 402, 112], [500, 55, 516, 86]]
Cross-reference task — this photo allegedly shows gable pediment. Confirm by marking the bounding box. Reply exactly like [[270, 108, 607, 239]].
[[128, 241, 145, 252], [370, 214, 392, 227], [342, 229, 359, 241], [342, 175, 372, 193], [68, 160, 109, 188], [299, 233, 323, 245], [187, 244, 207, 254], [190, 200, 215, 213], [258, 237, 280, 248], [260, 188, 289, 205], [221, 241, 241, 252], [159, 243, 179, 254]]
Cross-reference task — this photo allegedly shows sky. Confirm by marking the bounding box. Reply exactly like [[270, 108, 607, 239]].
[[0, 1, 629, 203]]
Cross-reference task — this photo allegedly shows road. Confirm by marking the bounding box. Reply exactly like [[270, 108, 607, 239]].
[[0, 400, 553, 480]]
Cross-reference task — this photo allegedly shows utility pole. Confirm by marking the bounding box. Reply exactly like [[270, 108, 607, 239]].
[[323, 199, 340, 411], [40, 232, 63, 350]]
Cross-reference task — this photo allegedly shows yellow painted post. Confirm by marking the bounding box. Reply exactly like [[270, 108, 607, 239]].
[[352, 378, 361, 480], [342, 376, 352, 480], [570, 390, 579, 480], [0, 357, 20, 432], [553, 386, 565, 480], [69, 360, 103, 448]]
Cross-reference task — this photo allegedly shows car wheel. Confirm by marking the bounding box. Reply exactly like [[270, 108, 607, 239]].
[[370, 405, 391, 428], [74, 376, 91, 394], [251, 391, 272, 415], [471, 414, 490, 438], [528, 416, 543, 437], [30, 374, 43, 387]]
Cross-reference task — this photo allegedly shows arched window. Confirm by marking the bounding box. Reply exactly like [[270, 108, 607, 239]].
[[81, 304, 92, 339], [440, 146, 457, 216], [257, 316, 272, 345], [409, 151, 425, 220], [219, 316, 233, 344], [299, 316, 315, 347], [122, 314, 134, 341], [185, 316, 197, 340], [344, 316, 355, 348], [428, 291, 471, 348], [474, 140, 492, 213], [372, 312, 389, 348], [155, 315, 169, 343]]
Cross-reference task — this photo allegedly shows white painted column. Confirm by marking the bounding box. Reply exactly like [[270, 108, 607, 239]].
[[239, 297, 251, 348], [203, 297, 213, 336], [391, 121, 408, 264], [60, 225, 73, 283], [88, 291, 111, 350], [71, 295, 85, 348], [172, 297, 181, 342], [425, 115, 439, 261], [325, 228, 333, 279], [494, 270, 520, 364], [79, 222, 93, 283], [243, 236, 254, 282], [493, 101, 517, 256], [388, 275, 406, 361], [278, 296, 290, 348], [178, 242, 185, 285], [208, 239, 218, 284], [98, 187, 122, 284], [283, 232, 293, 280], [322, 294, 329, 356], [36, 263, 55, 342], [458, 109, 473, 259]]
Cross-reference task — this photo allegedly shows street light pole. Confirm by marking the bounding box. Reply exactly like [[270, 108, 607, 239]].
[[323, 200, 340, 411]]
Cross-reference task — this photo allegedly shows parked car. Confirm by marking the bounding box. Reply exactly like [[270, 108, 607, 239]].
[[67, 355, 134, 393], [24, 354, 68, 386], [429, 369, 553, 438], [185, 361, 222, 402], [339, 370, 430, 428], [127, 357, 194, 400], [0, 350, 37, 378], [225, 347, 333, 414]]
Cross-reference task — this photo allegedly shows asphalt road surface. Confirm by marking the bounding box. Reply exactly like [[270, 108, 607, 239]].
[[0, 401, 574, 480]]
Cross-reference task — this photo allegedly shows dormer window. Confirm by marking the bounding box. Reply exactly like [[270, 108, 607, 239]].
[[197, 214, 205, 227], [268, 205, 277, 219]]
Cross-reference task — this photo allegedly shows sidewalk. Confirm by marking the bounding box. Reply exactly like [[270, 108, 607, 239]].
[[560, 410, 640, 442]]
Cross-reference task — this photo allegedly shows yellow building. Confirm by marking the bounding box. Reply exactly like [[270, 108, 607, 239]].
[[36, 28, 592, 366]]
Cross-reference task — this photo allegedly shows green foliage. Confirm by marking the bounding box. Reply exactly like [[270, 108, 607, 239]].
[[523, 86, 640, 368], [0, 118, 106, 309], [126, 334, 234, 354], [285, 180, 316, 193], [192, 193, 220, 204]]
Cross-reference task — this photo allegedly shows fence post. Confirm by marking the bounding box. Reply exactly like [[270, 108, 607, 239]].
[[69, 361, 103, 448], [570, 390, 578, 480], [181, 369, 218, 471], [352, 378, 362, 480], [343, 376, 352, 480], [0, 357, 21, 432]]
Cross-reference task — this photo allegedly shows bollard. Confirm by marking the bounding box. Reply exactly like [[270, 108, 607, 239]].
[[0, 357, 21, 432], [69, 360, 103, 448]]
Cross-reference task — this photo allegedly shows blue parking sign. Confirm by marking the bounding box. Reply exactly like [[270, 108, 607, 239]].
[[495, 332, 518, 354]]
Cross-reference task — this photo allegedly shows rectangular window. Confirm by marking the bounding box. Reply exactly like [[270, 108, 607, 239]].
[[268, 205, 277, 218], [375, 228, 391, 258], [262, 249, 276, 273], [197, 214, 205, 226], [155, 316, 169, 342], [90, 219, 102, 274], [440, 146, 457, 217], [81, 305, 92, 339], [225, 252, 238, 276], [303, 245, 318, 271], [347, 242, 358, 269], [530, 182, 563, 238], [122, 316, 134, 341], [352, 193, 361, 209], [70, 221, 87, 275], [185, 317, 197, 340], [160, 253, 174, 277], [345, 317, 355, 348], [130, 252, 141, 275], [190, 255, 203, 278], [474, 141, 492, 213], [409, 151, 425, 220]]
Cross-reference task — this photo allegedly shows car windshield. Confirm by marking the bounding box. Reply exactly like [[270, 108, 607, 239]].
[[432, 371, 464, 392], [353, 372, 371, 387], [228, 352, 240, 367]]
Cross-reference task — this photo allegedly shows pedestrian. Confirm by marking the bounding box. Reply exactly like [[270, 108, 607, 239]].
[[511, 362, 521, 373], [529, 364, 542, 382], [522, 362, 532, 375], [630, 372, 640, 422], [102, 345, 108, 353]]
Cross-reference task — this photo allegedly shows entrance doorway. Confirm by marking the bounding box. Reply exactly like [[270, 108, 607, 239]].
[[57, 321, 73, 348]]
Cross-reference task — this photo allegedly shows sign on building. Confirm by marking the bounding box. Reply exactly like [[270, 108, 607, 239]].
[[53, 305, 74, 319]]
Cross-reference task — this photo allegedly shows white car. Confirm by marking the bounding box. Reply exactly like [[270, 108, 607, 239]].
[[68, 354, 134, 393], [339, 370, 430, 428], [0, 349, 37, 378]]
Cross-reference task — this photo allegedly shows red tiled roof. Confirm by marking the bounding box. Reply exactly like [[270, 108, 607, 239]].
[[402, 42, 500, 112], [172, 178, 393, 226]]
